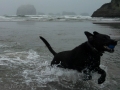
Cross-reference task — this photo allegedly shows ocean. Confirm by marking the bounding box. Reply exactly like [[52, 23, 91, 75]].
[[0, 15, 120, 90]]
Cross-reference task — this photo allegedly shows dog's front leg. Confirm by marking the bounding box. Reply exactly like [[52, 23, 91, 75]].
[[83, 69, 92, 81], [95, 67, 106, 84]]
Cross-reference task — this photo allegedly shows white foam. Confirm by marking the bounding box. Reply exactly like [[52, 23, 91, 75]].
[[0, 49, 113, 89], [0, 15, 93, 22], [27, 49, 40, 60], [1, 15, 120, 22], [0, 44, 10, 48], [22, 59, 109, 89]]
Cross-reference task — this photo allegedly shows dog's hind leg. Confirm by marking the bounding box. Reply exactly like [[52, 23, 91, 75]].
[[51, 60, 59, 66], [51, 59, 65, 68]]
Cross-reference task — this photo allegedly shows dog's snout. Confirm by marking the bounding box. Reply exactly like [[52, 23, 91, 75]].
[[112, 40, 117, 45], [115, 41, 117, 45]]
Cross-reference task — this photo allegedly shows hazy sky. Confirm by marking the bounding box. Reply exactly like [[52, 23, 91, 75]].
[[0, 0, 111, 15]]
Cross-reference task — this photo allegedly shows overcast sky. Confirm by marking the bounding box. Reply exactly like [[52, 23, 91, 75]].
[[0, 0, 111, 15]]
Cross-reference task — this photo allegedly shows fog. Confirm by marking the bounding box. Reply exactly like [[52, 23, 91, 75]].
[[0, 0, 111, 15]]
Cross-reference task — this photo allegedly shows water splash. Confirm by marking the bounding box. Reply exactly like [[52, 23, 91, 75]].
[[0, 48, 115, 90]]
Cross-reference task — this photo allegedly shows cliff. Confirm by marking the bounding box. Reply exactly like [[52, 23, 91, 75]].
[[16, 5, 36, 15], [92, 0, 120, 17]]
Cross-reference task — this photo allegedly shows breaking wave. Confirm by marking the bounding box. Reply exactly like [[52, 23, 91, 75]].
[[0, 15, 119, 22], [0, 15, 91, 22]]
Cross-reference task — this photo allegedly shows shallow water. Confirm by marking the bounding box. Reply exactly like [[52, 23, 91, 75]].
[[0, 21, 120, 90]]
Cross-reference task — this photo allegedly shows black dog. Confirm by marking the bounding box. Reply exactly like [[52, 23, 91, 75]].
[[40, 31, 117, 84]]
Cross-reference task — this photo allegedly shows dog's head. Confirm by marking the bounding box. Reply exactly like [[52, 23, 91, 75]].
[[85, 31, 117, 53]]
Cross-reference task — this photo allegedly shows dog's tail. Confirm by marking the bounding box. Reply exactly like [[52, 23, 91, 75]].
[[40, 36, 56, 56]]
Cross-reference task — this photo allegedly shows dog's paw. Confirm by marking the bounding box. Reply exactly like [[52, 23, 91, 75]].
[[98, 77, 105, 84]]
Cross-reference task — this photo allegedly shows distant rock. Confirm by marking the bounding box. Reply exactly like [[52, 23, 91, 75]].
[[38, 12, 45, 15], [16, 5, 36, 15], [55, 13, 61, 16], [48, 13, 55, 15], [62, 11, 76, 15], [92, 0, 120, 17], [80, 13, 89, 16]]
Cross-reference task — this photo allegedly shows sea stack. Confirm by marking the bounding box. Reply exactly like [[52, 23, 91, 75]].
[[92, 0, 120, 17], [16, 4, 36, 15]]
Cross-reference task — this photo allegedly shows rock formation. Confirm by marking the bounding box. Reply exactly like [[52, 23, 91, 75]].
[[62, 11, 76, 15], [16, 5, 36, 15], [92, 0, 120, 17]]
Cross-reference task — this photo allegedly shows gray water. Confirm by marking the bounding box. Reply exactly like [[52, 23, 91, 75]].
[[0, 21, 120, 90]]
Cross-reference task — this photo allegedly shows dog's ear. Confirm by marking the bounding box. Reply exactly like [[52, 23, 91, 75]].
[[93, 31, 99, 35], [84, 31, 94, 41]]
